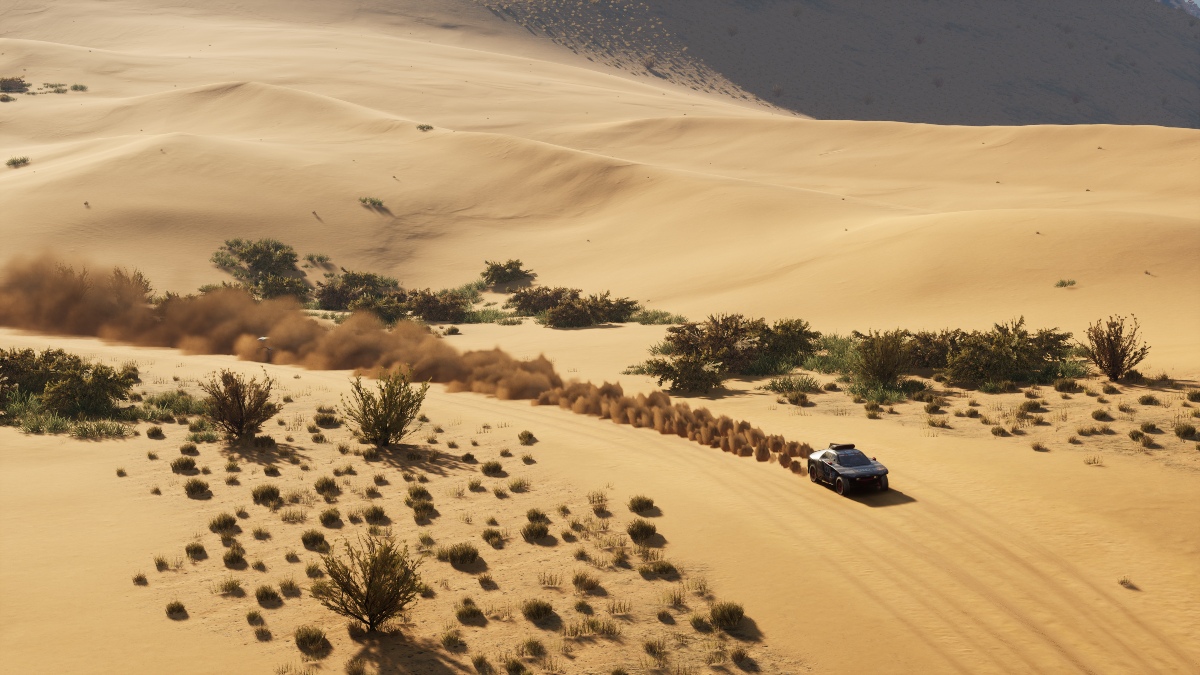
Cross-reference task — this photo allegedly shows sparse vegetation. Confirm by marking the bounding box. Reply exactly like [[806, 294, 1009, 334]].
[[342, 372, 428, 447], [199, 370, 280, 439], [1082, 315, 1151, 382], [709, 601, 744, 631], [6, 156, 30, 168], [309, 535, 423, 631]]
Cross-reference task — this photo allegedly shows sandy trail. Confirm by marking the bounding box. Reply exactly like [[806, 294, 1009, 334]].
[[1, 332, 1197, 673]]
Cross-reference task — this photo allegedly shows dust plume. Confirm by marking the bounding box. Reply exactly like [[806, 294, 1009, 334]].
[[0, 257, 813, 466]]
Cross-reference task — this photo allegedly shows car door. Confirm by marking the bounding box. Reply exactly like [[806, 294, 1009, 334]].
[[821, 451, 837, 482]]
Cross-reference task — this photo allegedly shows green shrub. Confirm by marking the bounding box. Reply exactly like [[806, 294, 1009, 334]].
[[211, 238, 308, 300], [255, 584, 281, 604], [505, 287, 581, 316], [6, 156, 30, 168], [943, 318, 1071, 386], [315, 269, 403, 311], [310, 535, 422, 631], [763, 375, 821, 394], [199, 370, 280, 439], [481, 259, 535, 289], [405, 287, 473, 323], [849, 329, 910, 390], [342, 372, 428, 447], [1082, 315, 1151, 381], [631, 309, 687, 325]]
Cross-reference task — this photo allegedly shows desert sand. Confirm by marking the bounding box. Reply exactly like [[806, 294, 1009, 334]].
[[2, 1, 1199, 674]]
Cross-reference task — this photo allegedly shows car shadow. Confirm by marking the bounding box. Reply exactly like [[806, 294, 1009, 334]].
[[850, 488, 917, 507]]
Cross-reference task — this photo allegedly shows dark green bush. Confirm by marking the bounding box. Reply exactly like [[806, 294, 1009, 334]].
[[849, 329, 910, 390], [0, 348, 137, 419], [639, 315, 819, 393], [211, 238, 308, 301], [481, 260, 536, 289], [943, 318, 1072, 386], [505, 287, 581, 316], [405, 288, 472, 323], [315, 269, 403, 311]]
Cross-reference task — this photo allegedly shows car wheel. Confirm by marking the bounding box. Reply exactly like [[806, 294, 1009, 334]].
[[808, 465, 818, 483], [835, 476, 850, 496], [878, 475, 889, 492]]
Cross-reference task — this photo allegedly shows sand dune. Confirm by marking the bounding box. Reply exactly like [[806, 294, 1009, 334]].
[[2, 0, 1200, 672], [481, 0, 1200, 127]]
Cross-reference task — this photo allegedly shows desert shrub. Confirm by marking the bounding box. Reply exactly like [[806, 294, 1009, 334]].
[[0, 77, 29, 92], [481, 461, 503, 476], [211, 238, 308, 300], [294, 624, 327, 654], [542, 292, 642, 328], [310, 535, 422, 631], [184, 478, 209, 498], [481, 259, 536, 289], [482, 529, 504, 547], [199, 370, 280, 439], [641, 315, 820, 393], [943, 318, 1072, 386], [572, 571, 600, 593], [505, 287, 581, 316], [763, 375, 821, 394], [849, 329, 910, 391], [6, 156, 30, 168], [146, 425, 165, 439], [1137, 394, 1159, 406], [313, 268, 403, 310], [185, 542, 206, 559], [906, 329, 968, 369], [301, 530, 328, 551], [626, 519, 656, 544], [209, 512, 238, 534], [628, 495, 655, 513], [165, 600, 186, 617], [314, 476, 339, 497], [709, 601, 744, 630], [319, 508, 341, 527], [342, 371, 428, 447], [255, 584, 281, 604], [1176, 423, 1197, 440], [802, 333, 856, 374], [521, 598, 554, 622], [1082, 315, 1151, 381], [405, 287, 472, 323], [436, 543, 480, 567], [252, 484, 281, 506], [631, 309, 687, 325], [521, 522, 549, 542], [224, 542, 247, 567], [517, 430, 536, 445], [361, 505, 387, 524], [0, 348, 137, 419], [143, 390, 206, 416]]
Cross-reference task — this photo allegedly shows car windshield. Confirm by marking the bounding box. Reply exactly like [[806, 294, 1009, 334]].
[[837, 450, 872, 466]]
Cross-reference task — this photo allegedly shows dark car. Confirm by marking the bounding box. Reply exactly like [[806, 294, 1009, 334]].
[[807, 443, 889, 496]]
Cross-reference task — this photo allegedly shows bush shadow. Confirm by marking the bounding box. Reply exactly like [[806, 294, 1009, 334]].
[[345, 626, 464, 675]]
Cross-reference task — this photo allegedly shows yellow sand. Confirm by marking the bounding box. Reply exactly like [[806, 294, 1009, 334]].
[[2, 1, 1199, 673]]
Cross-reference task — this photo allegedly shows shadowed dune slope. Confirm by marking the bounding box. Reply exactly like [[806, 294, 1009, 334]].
[[479, 0, 1200, 127]]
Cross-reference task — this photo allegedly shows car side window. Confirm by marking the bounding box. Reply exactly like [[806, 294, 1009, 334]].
[[824, 452, 836, 464]]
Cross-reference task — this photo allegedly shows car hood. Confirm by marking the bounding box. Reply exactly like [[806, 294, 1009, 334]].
[[837, 463, 888, 478]]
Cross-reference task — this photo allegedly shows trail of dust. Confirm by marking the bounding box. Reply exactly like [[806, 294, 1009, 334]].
[[0, 257, 811, 468]]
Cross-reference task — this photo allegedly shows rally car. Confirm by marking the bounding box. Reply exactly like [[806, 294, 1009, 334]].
[[808, 443, 889, 496]]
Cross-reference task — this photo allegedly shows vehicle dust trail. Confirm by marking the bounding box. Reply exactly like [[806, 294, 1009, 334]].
[[0, 256, 813, 467]]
